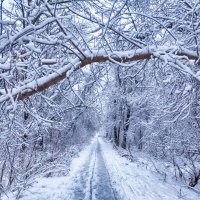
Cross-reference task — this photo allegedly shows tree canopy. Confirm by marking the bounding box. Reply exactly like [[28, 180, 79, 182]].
[[0, 0, 199, 105], [0, 0, 200, 193]]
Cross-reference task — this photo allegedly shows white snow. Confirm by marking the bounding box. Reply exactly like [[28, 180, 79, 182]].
[[2, 136, 199, 200], [2, 137, 96, 200], [184, 84, 192, 92], [41, 59, 57, 65], [26, 42, 41, 53], [99, 138, 200, 200]]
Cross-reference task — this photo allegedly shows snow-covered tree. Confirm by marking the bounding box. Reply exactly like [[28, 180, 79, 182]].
[[0, 0, 200, 192]]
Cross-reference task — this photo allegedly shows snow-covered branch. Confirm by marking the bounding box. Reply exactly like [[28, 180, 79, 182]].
[[0, 46, 199, 103]]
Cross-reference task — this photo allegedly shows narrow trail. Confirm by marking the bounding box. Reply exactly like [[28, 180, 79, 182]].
[[4, 137, 199, 200], [68, 139, 120, 200]]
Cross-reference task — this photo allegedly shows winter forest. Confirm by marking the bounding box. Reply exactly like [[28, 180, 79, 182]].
[[0, 0, 200, 199]]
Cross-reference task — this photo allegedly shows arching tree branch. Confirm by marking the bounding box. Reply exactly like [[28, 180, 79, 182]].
[[0, 46, 199, 103]]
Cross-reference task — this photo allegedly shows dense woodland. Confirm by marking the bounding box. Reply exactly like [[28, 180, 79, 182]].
[[0, 0, 200, 196]]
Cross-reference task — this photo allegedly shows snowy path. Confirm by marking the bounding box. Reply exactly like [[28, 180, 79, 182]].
[[90, 141, 120, 200], [68, 139, 120, 200], [3, 136, 199, 200]]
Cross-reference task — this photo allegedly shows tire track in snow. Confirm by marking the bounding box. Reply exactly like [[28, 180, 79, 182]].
[[89, 142, 97, 200], [91, 140, 120, 200], [97, 140, 119, 200], [69, 138, 121, 200], [67, 141, 97, 200]]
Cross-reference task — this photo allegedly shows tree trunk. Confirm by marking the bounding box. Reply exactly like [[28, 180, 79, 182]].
[[114, 126, 119, 146], [121, 105, 131, 149]]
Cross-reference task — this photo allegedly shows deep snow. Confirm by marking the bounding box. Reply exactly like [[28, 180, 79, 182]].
[[2, 136, 199, 200]]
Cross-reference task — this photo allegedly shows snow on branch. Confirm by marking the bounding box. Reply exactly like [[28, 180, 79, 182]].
[[0, 46, 199, 103]]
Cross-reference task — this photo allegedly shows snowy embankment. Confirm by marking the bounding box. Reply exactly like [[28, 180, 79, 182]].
[[2, 136, 199, 200], [99, 138, 200, 200], [1, 138, 97, 200]]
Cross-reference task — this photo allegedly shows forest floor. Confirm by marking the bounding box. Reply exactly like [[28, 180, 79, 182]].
[[2, 136, 200, 200]]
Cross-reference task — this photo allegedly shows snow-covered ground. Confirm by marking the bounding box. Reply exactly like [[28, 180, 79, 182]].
[[2, 136, 199, 200], [99, 138, 200, 200]]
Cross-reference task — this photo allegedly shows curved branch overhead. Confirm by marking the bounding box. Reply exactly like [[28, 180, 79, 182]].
[[0, 46, 199, 103], [1, 1, 200, 194], [0, 1, 200, 105]]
